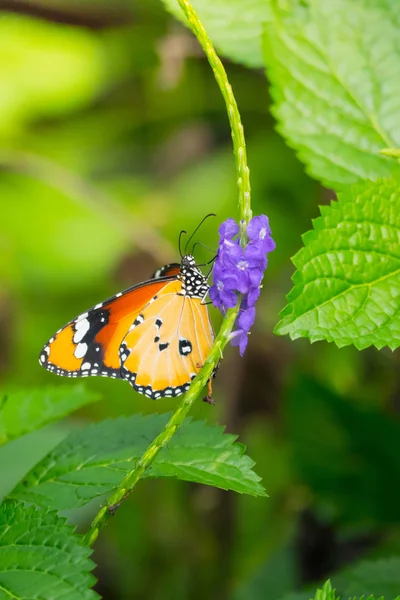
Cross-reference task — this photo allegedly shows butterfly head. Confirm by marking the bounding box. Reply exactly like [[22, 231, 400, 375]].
[[180, 254, 209, 299]]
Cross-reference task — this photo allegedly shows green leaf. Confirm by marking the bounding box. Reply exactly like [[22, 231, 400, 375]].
[[275, 178, 400, 350], [336, 557, 400, 599], [10, 414, 265, 509], [0, 385, 101, 446], [315, 581, 336, 600], [278, 580, 338, 600], [279, 577, 393, 600], [0, 499, 98, 600], [161, 0, 271, 67], [263, 0, 400, 188]]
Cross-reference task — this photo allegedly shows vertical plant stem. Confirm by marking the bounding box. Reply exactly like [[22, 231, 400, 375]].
[[83, 0, 252, 547], [176, 0, 252, 235]]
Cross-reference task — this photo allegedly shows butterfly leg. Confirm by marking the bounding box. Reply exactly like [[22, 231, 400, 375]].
[[203, 379, 215, 405], [108, 490, 131, 515]]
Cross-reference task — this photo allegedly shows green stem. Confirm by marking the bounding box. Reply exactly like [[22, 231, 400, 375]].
[[83, 0, 252, 547], [176, 0, 252, 239], [380, 147, 400, 160], [83, 308, 238, 546]]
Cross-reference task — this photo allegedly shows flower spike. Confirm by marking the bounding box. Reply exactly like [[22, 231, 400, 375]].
[[210, 215, 275, 355]]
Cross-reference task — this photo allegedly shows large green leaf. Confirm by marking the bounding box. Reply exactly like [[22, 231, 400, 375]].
[[0, 500, 98, 600], [10, 414, 265, 509], [275, 178, 400, 350], [263, 0, 400, 188], [0, 385, 101, 446]]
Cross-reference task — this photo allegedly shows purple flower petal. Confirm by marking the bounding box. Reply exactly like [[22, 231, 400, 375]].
[[247, 286, 261, 306], [238, 307, 256, 332], [234, 270, 251, 294], [247, 215, 271, 241], [231, 330, 249, 356], [219, 241, 242, 265], [244, 241, 268, 266], [247, 267, 264, 288], [219, 218, 239, 239], [210, 272, 240, 310]]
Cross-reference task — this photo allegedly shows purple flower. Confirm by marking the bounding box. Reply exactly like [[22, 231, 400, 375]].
[[209, 214, 275, 355], [209, 271, 239, 310], [230, 308, 256, 356], [247, 215, 276, 253], [219, 218, 239, 239], [230, 329, 249, 356]]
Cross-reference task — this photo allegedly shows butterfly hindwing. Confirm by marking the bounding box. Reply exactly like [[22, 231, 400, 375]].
[[120, 280, 214, 398], [152, 263, 181, 279]]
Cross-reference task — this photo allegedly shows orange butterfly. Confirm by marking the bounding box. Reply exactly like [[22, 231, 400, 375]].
[[39, 228, 216, 400]]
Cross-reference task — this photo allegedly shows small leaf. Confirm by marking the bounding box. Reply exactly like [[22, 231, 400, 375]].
[[278, 577, 392, 600], [263, 0, 400, 188], [275, 178, 400, 350], [315, 581, 336, 600], [0, 499, 98, 600], [0, 385, 101, 446], [277, 580, 337, 600], [10, 414, 265, 509]]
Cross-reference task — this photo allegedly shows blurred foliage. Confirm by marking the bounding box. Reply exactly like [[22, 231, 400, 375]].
[[11, 415, 265, 509], [0, 0, 400, 599], [0, 384, 100, 444]]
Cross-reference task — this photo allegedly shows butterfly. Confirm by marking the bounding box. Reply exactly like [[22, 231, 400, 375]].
[[39, 221, 216, 400]]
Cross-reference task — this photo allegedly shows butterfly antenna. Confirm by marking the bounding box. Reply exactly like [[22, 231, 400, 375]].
[[184, 213, 216, 255], [192, 241, 216, 256], [196, 255, 217, 268], [178, 230, 188, 259]]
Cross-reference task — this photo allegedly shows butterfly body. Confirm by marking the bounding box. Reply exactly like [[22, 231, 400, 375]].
[[39, 255, 214, 399]]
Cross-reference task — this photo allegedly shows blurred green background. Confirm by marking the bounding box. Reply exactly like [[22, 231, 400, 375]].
[[1, 1, 400, 599]]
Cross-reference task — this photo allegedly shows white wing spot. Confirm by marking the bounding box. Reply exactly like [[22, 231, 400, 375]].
[[81, 362, 91, 370], [73, 318, 90, 343], [74, 343, 88, 359]]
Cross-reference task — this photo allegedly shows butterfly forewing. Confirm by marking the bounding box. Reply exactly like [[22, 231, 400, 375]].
[[39, 278, 174, 380]]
